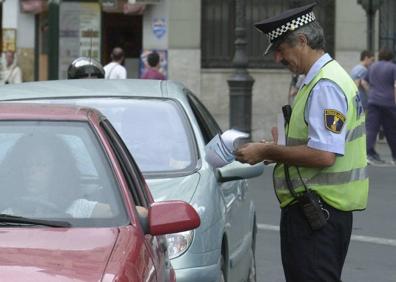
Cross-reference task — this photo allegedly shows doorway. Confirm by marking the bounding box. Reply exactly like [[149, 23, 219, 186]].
[[102, 13, 142, 78]]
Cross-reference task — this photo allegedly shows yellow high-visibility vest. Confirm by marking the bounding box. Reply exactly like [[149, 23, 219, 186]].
[[273, 60, 369, 211]]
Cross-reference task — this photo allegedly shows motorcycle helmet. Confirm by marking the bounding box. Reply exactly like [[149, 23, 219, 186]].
[[67, 57, 105, 79]]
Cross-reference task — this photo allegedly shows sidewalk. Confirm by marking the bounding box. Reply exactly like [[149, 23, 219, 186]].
[[373, 140, 394, 164]]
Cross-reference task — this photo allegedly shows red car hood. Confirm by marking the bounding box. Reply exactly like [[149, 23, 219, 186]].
[[0, 227, 119, 281]]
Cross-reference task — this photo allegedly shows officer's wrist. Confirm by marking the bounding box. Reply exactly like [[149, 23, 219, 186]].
[[260, 143, 275, 160]]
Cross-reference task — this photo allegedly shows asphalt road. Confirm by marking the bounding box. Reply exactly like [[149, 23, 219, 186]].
[[248, 143, 396, 282]]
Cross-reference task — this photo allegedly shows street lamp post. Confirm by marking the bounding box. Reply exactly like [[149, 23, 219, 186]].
[[227, 0, 255, 138], [357, 0, 384, 51], [48, 0, 60, 80]]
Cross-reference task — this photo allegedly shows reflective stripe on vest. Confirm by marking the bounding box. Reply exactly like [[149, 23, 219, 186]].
[[346, 122, 366, 142], [274, 166, 367, 190], [287, 122, 366, 146]]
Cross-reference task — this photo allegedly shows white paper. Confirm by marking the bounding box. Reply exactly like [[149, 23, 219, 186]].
[[277, 113, 286, 145], [221, 129, 250, 152], [205, 129, 249, 168]]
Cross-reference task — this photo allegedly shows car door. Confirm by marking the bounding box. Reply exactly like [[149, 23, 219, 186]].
[[186, 91, 251, 277], [101, 119, 169, 282], [119, 139, 171, 282]]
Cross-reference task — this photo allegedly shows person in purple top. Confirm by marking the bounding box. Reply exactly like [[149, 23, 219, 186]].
[[363, 48, 396, 165], [141, 51, 165, 80]]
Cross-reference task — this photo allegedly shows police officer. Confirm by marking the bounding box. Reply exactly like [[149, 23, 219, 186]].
[[235, 3, 368, 282], [67, 57, 105, 79]]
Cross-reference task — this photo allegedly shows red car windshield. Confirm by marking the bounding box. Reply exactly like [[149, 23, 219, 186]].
[[0, 121, 128, 227]]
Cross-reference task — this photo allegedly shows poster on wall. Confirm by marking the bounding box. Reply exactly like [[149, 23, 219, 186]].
[[2, 29, 16, 52], [59, 2, 101, 79], [79, 3, 101, 59], [139, 50, 168, 79]]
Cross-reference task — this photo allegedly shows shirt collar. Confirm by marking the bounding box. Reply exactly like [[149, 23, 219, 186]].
[[301, 53, 332, 87]]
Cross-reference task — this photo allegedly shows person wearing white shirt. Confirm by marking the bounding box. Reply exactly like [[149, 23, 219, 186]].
[[2, 51, 22, 84], [104, 47, 127, 79]]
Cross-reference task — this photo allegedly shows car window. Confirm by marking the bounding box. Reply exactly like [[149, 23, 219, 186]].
[[186, 90, 222, 144], [0, 121, 128, 227], [101, 119, 150, 208], [63, 135, 98, 176]]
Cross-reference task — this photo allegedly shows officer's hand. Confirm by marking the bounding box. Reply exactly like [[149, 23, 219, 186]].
[[235, 143, 268, 165], [259, 138, 276, 165]]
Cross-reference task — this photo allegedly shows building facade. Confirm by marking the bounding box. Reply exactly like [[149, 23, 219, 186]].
[[1, 0, 394, 139]]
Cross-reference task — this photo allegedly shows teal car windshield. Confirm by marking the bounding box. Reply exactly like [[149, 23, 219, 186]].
[[37, 98, 197, 174]]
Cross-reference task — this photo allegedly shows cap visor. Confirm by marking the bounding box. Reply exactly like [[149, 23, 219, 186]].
[[264, 43, 274, 56]]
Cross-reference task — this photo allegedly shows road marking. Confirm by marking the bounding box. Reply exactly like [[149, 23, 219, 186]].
[[257, 223, 279, 231], [257, 223, 396, 247], [349, 235, 396, 247]]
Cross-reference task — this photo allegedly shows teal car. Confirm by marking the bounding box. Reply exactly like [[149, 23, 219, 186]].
[[0, 80, 264, 282]]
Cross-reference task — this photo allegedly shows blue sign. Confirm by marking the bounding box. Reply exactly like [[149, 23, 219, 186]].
[[152, 18, 166, 39]]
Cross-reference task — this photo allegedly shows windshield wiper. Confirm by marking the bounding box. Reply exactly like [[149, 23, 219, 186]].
[[0, 214, 71, 228]]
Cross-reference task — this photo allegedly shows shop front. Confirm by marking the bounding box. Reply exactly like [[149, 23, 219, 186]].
[[17, 0, 162, 80]]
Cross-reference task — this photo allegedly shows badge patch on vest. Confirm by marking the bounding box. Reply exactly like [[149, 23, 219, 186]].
[[324, 109, 345, 133]]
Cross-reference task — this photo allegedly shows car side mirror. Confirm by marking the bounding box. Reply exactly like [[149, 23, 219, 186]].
[[215, 161, 264, 182], [137, 201, 200, 236]]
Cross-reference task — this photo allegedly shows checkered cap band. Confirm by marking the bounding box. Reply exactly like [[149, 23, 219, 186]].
[[267, 11, 316, 42]]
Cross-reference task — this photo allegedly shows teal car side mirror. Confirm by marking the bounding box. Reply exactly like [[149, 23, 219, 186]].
[[215, 161, 265, 182]]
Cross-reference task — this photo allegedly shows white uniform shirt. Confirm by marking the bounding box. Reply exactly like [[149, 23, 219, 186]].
[[104, 62, 127, 79], [300, 53, 348, 155]]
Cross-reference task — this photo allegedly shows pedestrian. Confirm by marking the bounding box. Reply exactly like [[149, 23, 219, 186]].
[[2, 51, 22, 84], [104, 47, 127, 79], [350, 50, 375, 111], [363, 48, 396, 165], [141, 51, 165, 80], [235, 3, 368, 282], [67, 57, 105, 79]]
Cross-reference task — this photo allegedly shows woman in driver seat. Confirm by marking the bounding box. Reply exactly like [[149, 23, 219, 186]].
[[0, 133, 111, 218]]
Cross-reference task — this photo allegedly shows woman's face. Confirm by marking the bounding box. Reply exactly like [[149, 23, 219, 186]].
[[23, 153, 54, 195]]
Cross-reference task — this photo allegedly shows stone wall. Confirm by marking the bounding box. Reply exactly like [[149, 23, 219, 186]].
[[168, 49, 201, 95]]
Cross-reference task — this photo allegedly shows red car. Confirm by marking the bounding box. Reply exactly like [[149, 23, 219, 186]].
[[0, 103, 200, 281]]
